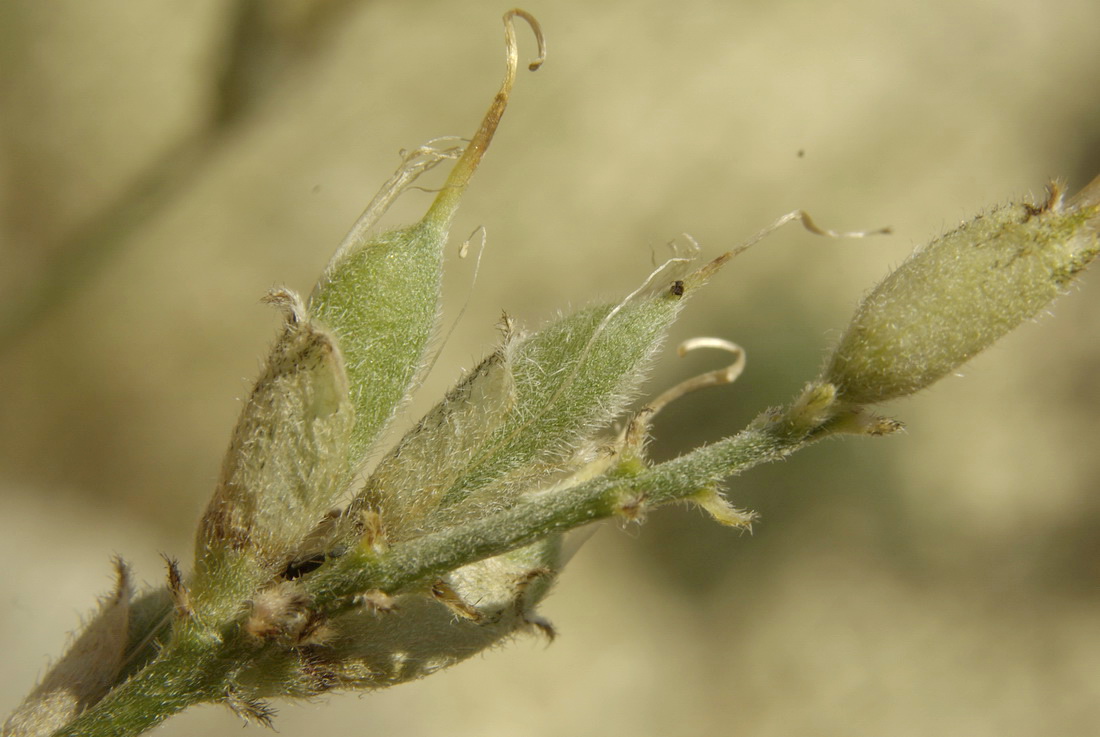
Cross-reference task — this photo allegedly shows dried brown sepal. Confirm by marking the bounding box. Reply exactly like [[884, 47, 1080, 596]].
[[510, 567, 557, 641], [431, 580, 484, 622], [614, 491, 649, 523], [522, 614, 557, 642], [827, 409, 906, 437], [223, 690, 277, 729], [244, 582, 330, 645], [161, 554, 192, 618]]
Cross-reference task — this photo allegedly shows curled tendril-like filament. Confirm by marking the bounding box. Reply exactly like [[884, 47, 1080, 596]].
[[724, 209, 892, 262], [425, 9, 546, 227], [650, 337, 746, 413], [317, 10, 544, 298], [622, 337, 746, 449], [505, 9, 548, 73]]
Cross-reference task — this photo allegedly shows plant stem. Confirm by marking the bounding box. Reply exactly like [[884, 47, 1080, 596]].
[[48, 420, 807, 737], [49, 640, 222, 737], [307, 421, 802, 608]]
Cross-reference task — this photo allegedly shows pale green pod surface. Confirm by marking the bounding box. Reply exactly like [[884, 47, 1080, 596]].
[[362, 269, 699, 540], [3, 561, 132, 737], [308, 219, 448, 462], [825, 194, 1100, 405], [360, 342, 519, 537], [193, 294, 353, 612]]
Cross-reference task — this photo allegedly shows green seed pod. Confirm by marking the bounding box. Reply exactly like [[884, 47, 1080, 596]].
[[357, 251, 728, 542], [192, 291, 354, 616], [825, 180, 1100, 405], [2, 560, 132, 737], [308, 10, 545, 463], [190, 11, 545, 616]]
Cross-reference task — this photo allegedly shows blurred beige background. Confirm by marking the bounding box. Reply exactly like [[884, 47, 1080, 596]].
[[2, 1, 1100, 735]]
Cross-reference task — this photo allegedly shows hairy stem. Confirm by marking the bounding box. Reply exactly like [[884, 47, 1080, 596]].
[[47, 414, 811, 737], [49, 641, 221, 737], [307, 419, 803, 608]]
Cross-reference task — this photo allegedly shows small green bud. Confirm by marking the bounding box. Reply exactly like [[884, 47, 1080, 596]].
[[825, 180, 1100, 405]]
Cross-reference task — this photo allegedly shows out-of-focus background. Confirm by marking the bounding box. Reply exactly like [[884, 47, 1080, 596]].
[[2, 1, 1099, 735]]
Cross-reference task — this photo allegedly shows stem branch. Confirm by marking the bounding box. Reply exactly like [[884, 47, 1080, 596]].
[[308, 421, 803, 607]]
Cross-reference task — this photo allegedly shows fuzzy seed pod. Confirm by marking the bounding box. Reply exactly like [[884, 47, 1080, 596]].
[[3, 561, 132, 737], [190, 290, 354, 619], [825, 180, 1100, 405]]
